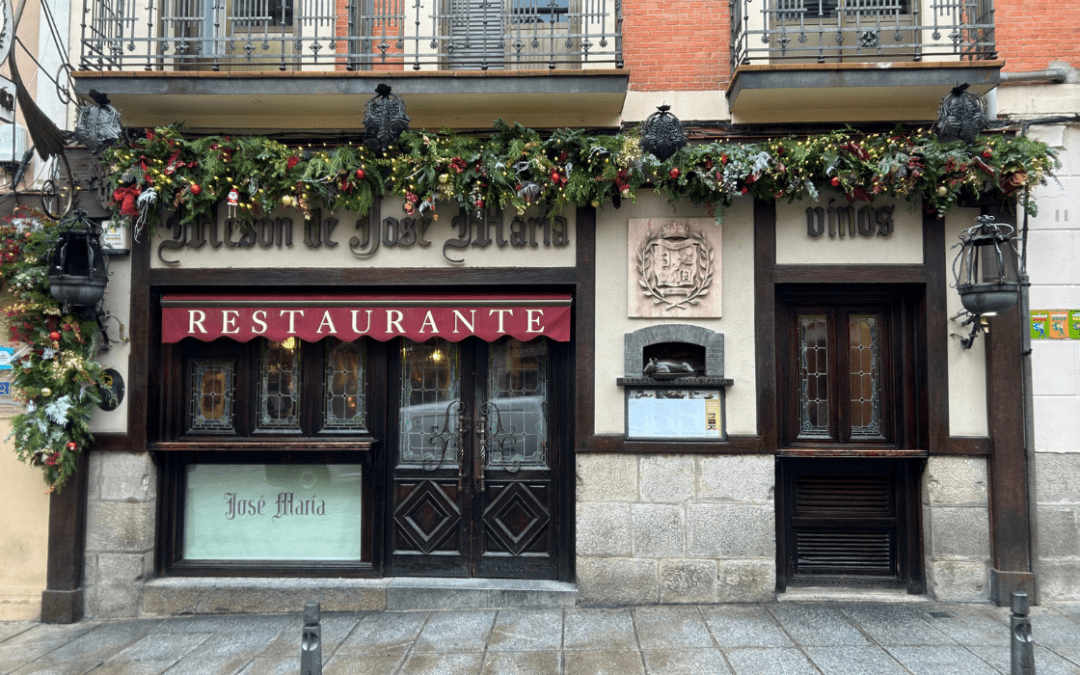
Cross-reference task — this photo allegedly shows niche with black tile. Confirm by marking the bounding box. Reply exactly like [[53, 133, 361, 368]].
[[618, 325, 732, 440]]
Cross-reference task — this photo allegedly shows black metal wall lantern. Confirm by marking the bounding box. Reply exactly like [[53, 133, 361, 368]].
[[48, 209, 110, 310], [641, 105, 688, 162], [951, 214, 1020, 348], [363, 84, 410, 152]]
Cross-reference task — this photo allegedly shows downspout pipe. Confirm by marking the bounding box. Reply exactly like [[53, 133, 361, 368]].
[[999, 69, 1069, 84]]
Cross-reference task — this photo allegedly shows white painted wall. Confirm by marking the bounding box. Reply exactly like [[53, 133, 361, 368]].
[[594, 192, 757, 436]]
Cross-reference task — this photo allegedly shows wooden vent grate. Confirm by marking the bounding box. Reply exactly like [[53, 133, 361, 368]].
[[795, 475, 893, 515], [795, 531, 894, 575]]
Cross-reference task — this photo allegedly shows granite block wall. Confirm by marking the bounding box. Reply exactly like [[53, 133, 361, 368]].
[[576, 454, 775, 605], [83, 451, 157, 618], [921, 456, 992, 602]]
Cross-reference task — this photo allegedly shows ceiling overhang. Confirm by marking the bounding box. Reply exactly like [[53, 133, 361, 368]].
[[727, 60, 1004, 123], [73, 70, 630, 132]]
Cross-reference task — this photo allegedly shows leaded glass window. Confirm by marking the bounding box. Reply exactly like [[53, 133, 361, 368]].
[[399, 339, 460, 465], [324, 339, 367, 432], [259, 338, 300, 429], [486, 337, 549, 469], [190, 360, 236, 432], [798, 314, 830, 438], [849, 314, 882, 438]]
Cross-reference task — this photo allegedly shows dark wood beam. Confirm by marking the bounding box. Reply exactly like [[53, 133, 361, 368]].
[[40, 453, 87, 623], [982, 204, 1035, 605]]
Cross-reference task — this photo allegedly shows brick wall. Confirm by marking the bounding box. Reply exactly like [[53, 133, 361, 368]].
[[622, 0, 729, 91], [996, 1, 1080, 73]]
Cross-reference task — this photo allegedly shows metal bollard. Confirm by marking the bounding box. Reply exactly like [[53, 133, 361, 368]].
[[1010, 591, 1036, 675], [301, 601, 323, 675]]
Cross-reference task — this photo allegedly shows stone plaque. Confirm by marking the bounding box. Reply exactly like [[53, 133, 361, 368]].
[[628, 219, 721, 318]]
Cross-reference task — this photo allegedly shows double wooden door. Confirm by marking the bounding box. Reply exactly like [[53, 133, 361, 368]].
[[386, 336, 566, 579]]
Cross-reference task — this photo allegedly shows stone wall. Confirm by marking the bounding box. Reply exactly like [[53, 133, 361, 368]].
[[1025, 122, 1080, 602], [83, 451, 157, 618], [575, 454, 775, 605], [921, 457, 992, 602]]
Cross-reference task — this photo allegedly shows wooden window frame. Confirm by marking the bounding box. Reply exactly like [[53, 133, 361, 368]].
[[154, 337, 388, 577], [776, 285, 922, 456]]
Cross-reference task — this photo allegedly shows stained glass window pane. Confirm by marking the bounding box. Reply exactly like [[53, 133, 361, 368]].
[[798, 314, 830, 437], [190, 360, 236, 432], [849, 314, 882, 438], [259, 338, 300, 429], [324, 339, 367, 432], [486, 337, 549, 469], [399, 339, 460, 465]]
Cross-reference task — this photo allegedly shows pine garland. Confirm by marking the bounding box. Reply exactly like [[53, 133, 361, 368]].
[[1, 208, 106, 491], [102, 122, 1058, 233]]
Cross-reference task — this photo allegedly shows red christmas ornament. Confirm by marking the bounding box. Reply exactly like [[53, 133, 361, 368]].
[[830, 176, 841, 187], [982, 149, 993, 159], [66, 441, 77, 451], [49, 331, 61, 341], [356, 168, 365, 180], [551, 171, 560, 183], [190, 183, 202, 196], [475, 199, 485, 209], [669, 168, 680, 179]]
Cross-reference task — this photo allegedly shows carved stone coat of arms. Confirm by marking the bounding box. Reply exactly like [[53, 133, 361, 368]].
[[628, 218, 722, 318]]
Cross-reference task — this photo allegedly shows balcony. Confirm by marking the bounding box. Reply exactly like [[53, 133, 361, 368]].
[[727, 0, 1002, 122], [73, 0, 627, 130]]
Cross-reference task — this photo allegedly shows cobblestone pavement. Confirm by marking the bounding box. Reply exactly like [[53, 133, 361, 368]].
[[2, 601, 1079, 675]]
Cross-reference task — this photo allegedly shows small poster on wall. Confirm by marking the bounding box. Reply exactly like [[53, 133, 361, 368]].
[[1031, 310, 1080, 340]]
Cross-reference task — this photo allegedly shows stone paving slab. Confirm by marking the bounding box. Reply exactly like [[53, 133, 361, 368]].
[[974, 645, 1080, 675], [564, 649, 645, 675], [487, 609, 564, 652], [725, 647, 819, 675], [562, 609, 637, 651], [480, 650, 563, 675], [767, 604, 871, 647], [1, 601, 1079, 675], [804, 646, 911, 675], [641, 648, 731, 675], [632, 607, 713, 650], [888, 645, 1003, 675], [700, 605, 793, 648]]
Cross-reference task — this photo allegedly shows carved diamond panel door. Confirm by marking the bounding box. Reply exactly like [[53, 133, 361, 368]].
[[387, 336, 564, 580]]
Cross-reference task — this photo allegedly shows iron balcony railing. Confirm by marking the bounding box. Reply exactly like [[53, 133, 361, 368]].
[[79, 0, 623, 72], [729, 0, 995, 69]]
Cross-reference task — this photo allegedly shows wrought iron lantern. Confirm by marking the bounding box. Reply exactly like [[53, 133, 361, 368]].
[[48, 210, 110, 309], [951, 215, 1019, 347], [935, 83, 989, 145], [363, 84, 410, 152], [73, 90, 123, 156], [641, 105, 688, 162]]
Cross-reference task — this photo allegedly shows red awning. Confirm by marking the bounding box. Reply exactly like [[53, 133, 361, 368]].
[[160, 294, 572, 344]]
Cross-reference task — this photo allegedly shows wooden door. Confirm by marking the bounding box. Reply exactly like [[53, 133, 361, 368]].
[[386, 336, 564, 579]]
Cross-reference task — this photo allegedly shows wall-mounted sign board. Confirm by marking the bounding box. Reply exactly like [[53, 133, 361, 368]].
[[626, 388, 723, 439]]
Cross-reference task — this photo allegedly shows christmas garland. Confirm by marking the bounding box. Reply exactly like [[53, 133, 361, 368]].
[[1, 207, 106, 491], [102, 121, 1057, 233], [0, 123, 1058, 490]]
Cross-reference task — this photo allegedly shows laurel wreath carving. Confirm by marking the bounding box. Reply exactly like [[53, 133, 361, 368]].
[[636, 229, 715, 311]]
